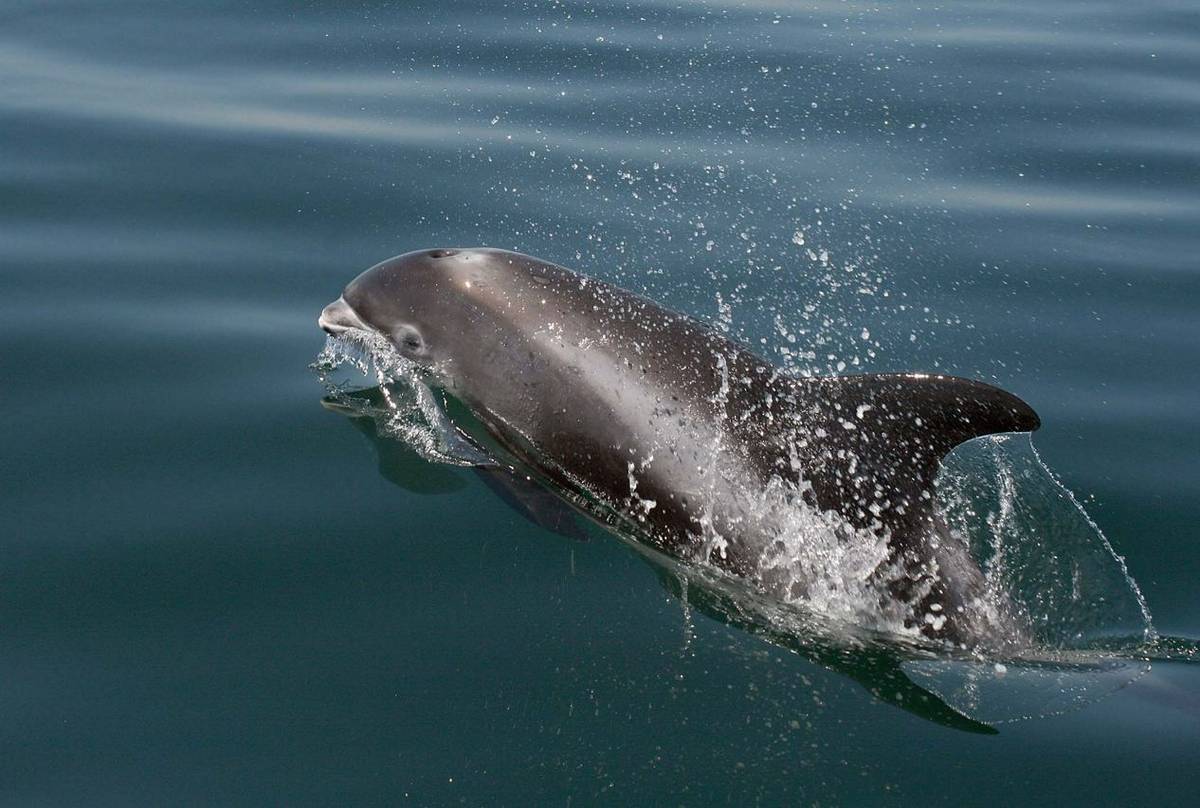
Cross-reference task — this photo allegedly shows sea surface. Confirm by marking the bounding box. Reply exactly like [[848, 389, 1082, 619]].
[[2, 1, 1198, 804]]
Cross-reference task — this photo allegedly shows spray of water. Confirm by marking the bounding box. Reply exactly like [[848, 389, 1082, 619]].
[[937, 435, 1153, 650], [312, 330, 488, 467]]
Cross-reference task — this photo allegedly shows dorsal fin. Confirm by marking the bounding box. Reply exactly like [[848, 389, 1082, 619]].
[[790, 373, 1040, 536]]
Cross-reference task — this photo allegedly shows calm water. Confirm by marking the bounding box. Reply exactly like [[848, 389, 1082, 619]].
[[3, 0, 1198, 804]]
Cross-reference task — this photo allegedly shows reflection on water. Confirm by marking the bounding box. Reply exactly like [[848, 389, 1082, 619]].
[[323, 387, 588, 542]]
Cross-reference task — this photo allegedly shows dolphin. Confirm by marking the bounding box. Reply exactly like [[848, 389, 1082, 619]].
[[318, 248, 1040, 645]]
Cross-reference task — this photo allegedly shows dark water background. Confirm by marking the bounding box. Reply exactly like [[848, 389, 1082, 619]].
[[3, 1, 1198, 804]]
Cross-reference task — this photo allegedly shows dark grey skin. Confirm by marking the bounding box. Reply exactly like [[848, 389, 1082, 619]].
[[319, 248, 1040, 644]]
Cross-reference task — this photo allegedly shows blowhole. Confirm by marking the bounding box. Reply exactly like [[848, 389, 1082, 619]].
[[429, 249, 458, 258]]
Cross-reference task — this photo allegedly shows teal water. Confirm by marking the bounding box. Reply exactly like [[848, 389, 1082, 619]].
[[3, 1, 1198, 804]]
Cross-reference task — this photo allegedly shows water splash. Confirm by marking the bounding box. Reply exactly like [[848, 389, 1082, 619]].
[[750, 476, 907, 635], [1029, 441, 1156, 643], [938, 434, 1153, 650], [693, 297, 903, 635], [311, 331, 489, 467]]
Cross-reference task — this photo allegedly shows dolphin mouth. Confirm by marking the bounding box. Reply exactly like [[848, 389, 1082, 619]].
[[319, 296, 370, 336]]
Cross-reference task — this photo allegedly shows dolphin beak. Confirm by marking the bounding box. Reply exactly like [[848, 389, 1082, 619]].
[[319, 296, 369, 336]]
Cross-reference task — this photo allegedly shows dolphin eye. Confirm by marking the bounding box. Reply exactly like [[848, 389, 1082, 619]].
[[395, 327, 424, 353]]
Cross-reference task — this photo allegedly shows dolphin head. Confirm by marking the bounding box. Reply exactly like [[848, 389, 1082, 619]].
[[319, 248, 492, 369], [322, 247, 595, 426]]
